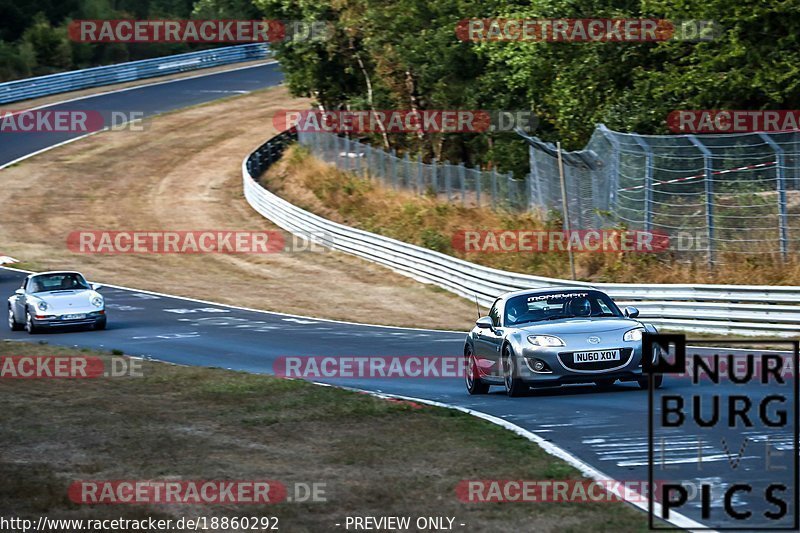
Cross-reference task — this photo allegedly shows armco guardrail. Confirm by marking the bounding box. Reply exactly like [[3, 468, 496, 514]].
[[0, 44, 270, 104], [243, 130, 800, 336]]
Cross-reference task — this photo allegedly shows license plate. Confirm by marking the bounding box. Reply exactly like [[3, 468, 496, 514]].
[[574, 350, 620, 363], [61, 313, 86, 320]]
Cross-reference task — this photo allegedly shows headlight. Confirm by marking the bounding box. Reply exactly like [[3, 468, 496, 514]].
[[527, 335, 565, 347], [624, 328, 644, 342], [91, 296, 103, 308], [36, 301, 48, 311]]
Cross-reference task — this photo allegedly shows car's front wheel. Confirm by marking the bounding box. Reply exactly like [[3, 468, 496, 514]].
[[25, 308, 39, 334], [637, 374, 663, 389], [94, 316, 107, 331], [502, 345, 527, 397], [465, 345, 489, 395], [8, 306, 23, 331]]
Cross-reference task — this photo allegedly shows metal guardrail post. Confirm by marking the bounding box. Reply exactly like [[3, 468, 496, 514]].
[[688, 135, 715, 266], [758, 133, 790, 258], [632, 136, 654, 232]]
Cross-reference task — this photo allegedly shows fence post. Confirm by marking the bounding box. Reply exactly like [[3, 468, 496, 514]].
[[758, 133, 789, 259], [444, 163, 452, 201], [507, 172, 515, 209], [528, 145, 544, 210], [458, 163, 466, 206], [404, 153, 411, 189], [491, 167, 498, 209], [355, 139, 362, 175], [633, 137, 654, 231], [475, 166, 482, 207], [417, 154, 423, 195], [392, 149, 398, 189], [598, 124, 621, 212], [688, 135, 715, 266], [432, 158, 438, 196]]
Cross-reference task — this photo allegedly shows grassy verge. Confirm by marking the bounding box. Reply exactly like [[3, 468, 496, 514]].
[[0, 341, 647, 532], [263, 147, 800, 286]]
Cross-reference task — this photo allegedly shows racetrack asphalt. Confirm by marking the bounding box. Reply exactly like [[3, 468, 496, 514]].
[[0, 62, 283, 168], [1, 63, 797, 529]]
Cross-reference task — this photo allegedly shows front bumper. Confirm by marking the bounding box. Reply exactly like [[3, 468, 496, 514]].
[[516, 343, 649, 385], [31, 310, 105, 328]]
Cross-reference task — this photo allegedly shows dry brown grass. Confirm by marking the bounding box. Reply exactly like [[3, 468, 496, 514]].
[[0, 85, 477, 331], [265, 146, 800, 286], [0, 341, 648, 532]]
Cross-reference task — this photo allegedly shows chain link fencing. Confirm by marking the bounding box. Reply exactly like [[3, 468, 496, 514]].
[[298, 127, 799, 263], [522, 125, 800, 262], [297, 131, 529, 211]]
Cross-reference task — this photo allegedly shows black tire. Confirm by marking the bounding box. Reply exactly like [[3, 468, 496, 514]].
[[638, 374, 663, 389], [94, 317, 107, 331], [464, 346, 489, 395], [25, 308, 39, 334], [502, 345, 527, 397], [595, 378, 616, 390], [8, 306, 23, 331]]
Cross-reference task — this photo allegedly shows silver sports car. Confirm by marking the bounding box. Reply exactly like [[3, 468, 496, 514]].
[[8, 271, 106, 333], [464, 288, 662, 396]]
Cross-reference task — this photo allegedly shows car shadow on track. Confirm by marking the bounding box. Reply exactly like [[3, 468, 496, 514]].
[[486, 381, 653, 398]]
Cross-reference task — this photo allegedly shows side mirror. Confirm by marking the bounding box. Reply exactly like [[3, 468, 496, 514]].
[[91, 283, 102, 291], [14, 288, 24, 295], [476, 316, 494, 329], [624, 306, 640, 318]]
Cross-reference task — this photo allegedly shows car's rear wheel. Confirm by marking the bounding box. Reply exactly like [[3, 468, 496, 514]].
[[25, 308, 39, 334], [502, 345, 527, 397], [465, 346, 489, 395], [8, 306, 23, 331], [638, 374, 663, 389]]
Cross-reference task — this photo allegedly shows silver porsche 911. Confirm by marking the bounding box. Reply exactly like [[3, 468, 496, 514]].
[[464, 288, 662, 396], [8, 271, 106, 334]]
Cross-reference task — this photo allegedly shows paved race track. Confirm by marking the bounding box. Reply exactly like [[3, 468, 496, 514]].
[[1, 63, 796, 529]]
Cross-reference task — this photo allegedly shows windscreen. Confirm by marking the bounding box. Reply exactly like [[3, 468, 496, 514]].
[[504, 290, 622, 326]]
